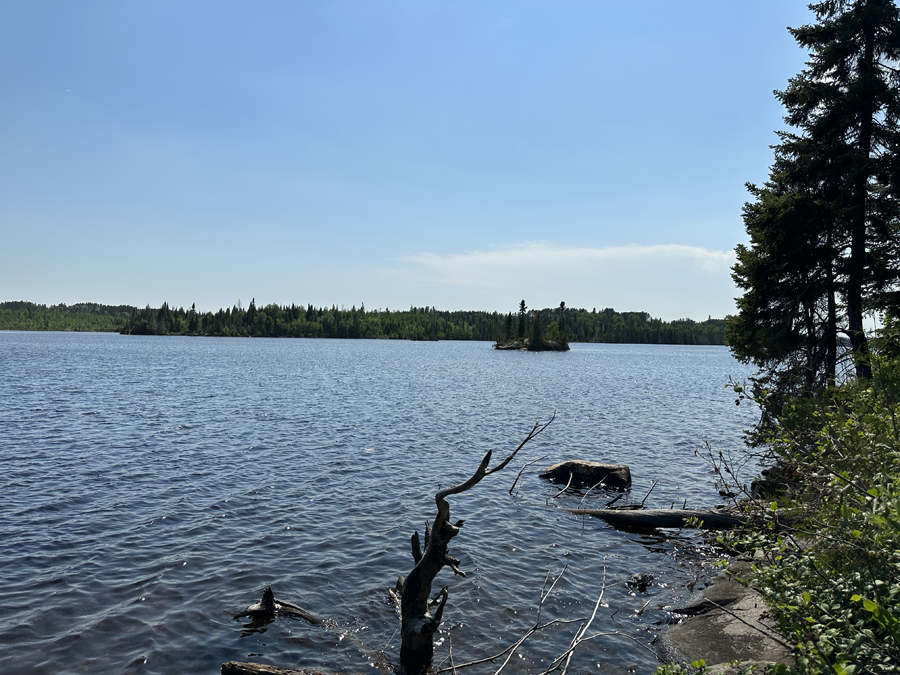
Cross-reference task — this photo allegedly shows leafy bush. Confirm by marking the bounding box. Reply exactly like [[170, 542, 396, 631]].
[[660, 333, 900, 674]]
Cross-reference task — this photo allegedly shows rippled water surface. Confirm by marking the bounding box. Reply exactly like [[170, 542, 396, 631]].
[[0, 333, 759, 674]]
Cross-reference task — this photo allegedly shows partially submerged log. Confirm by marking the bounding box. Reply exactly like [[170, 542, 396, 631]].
[[221, 662, 327, 675], [540, 460, 632, 490], [567, 507, 747, 531], [234, 587, 322, 625]]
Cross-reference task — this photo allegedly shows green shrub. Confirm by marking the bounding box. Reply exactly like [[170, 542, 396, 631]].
[[659, 340, 900, 674]]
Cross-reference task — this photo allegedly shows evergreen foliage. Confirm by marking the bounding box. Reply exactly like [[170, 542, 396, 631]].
[[0, 299, 728, 345], [0, 301, 135, 332], [661, 6, 900, 671], [558, 301, 567, 343], [114, 301, 727, 345], [517, 300, 527, 339], [728, 0, 900, 391], [529, 310, 545, 349]]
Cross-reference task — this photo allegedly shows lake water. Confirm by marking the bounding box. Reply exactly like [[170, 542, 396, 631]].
[[0, 332, 759, 675]]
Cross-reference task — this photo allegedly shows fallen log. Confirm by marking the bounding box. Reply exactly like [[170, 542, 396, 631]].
[[221, 662, 327, 675], [566, 507, 747, 531]]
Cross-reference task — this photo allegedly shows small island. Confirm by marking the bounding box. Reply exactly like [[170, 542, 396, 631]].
[[494, 300, 570, 351]]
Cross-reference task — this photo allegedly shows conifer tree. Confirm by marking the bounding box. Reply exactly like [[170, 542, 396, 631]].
[[530, 310, 545, 348], [517, 300, 527, 339], [729, 0, 900, 386], [558, 301, 567, 345]]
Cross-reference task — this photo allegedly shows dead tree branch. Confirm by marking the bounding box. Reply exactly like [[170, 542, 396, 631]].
[[509, 454, 550, 496], [434, 565, 571, 674], [398, 414, 555, 675], [540, 557, 608, 675], [434, 561, 646, 675], [550, 472, 574, 501], [638, 479, 659, 508]]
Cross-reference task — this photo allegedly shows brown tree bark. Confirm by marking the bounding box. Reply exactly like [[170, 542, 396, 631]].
[[848, 17, 876, 380]]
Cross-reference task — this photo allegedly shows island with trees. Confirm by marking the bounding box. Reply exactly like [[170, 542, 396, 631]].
[[493, 300, 570, 351]]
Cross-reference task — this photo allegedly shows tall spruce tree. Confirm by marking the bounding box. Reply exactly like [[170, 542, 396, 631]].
[[517, 300, 527, 339], [729, 0, 900, 387]]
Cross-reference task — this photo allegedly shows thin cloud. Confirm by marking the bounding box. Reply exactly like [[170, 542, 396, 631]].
[[388, 242, 737, 320]]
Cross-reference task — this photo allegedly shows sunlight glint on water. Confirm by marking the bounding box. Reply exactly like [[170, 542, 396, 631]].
[[0, 332, 758, 674]]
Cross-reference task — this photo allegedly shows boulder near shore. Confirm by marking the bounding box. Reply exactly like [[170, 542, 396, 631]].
[[539, 460, 632, 490]]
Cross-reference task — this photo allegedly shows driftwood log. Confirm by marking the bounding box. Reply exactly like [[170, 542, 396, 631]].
[[221, 663, 327, 675], [539, 460, 632, 490], [397, 414, 555, 675], [234, 587, 322, 625], [567, 507, 747, 531]]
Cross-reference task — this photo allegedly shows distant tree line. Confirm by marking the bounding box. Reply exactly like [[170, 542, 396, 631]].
[[0, 301, 135, 332], [564, 308, 725, 345], [0, 299, 726, 345], [120, 300, 491, 341], [116, 299, 726, 345]]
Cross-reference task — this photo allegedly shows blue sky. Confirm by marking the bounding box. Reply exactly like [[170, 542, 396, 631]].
[[0, 1, 813, 320]]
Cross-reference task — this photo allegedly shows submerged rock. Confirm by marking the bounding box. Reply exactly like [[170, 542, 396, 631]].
[[665, 561, 791, 670], [626, 573, 655, 593]]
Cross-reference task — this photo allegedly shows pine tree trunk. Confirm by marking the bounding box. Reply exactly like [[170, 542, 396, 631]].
[[849, 17, 876, 380]]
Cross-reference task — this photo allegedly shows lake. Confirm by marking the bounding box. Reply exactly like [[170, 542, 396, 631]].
[[0, 332, 759, 674]]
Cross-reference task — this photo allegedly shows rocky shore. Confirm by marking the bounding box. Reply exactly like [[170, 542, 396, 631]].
[[662, 560, 791, 673]]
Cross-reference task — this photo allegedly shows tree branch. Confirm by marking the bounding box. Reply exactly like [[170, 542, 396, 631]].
[[486, 411, 557, 476], [509, 453, 550, 496], [400, 415, 556, 674]]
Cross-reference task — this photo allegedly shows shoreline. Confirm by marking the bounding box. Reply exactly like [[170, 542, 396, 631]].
[[662, 560, 791, 672]]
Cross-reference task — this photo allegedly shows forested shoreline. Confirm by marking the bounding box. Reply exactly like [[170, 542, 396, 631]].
[[121, 300, 728, 344], [0, 301, 135, 332], [0, 300, 727, 345]]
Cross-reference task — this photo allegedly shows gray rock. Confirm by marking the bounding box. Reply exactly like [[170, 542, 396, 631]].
[[539, 460, 632, 490], [665, 562, 791, 670]]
